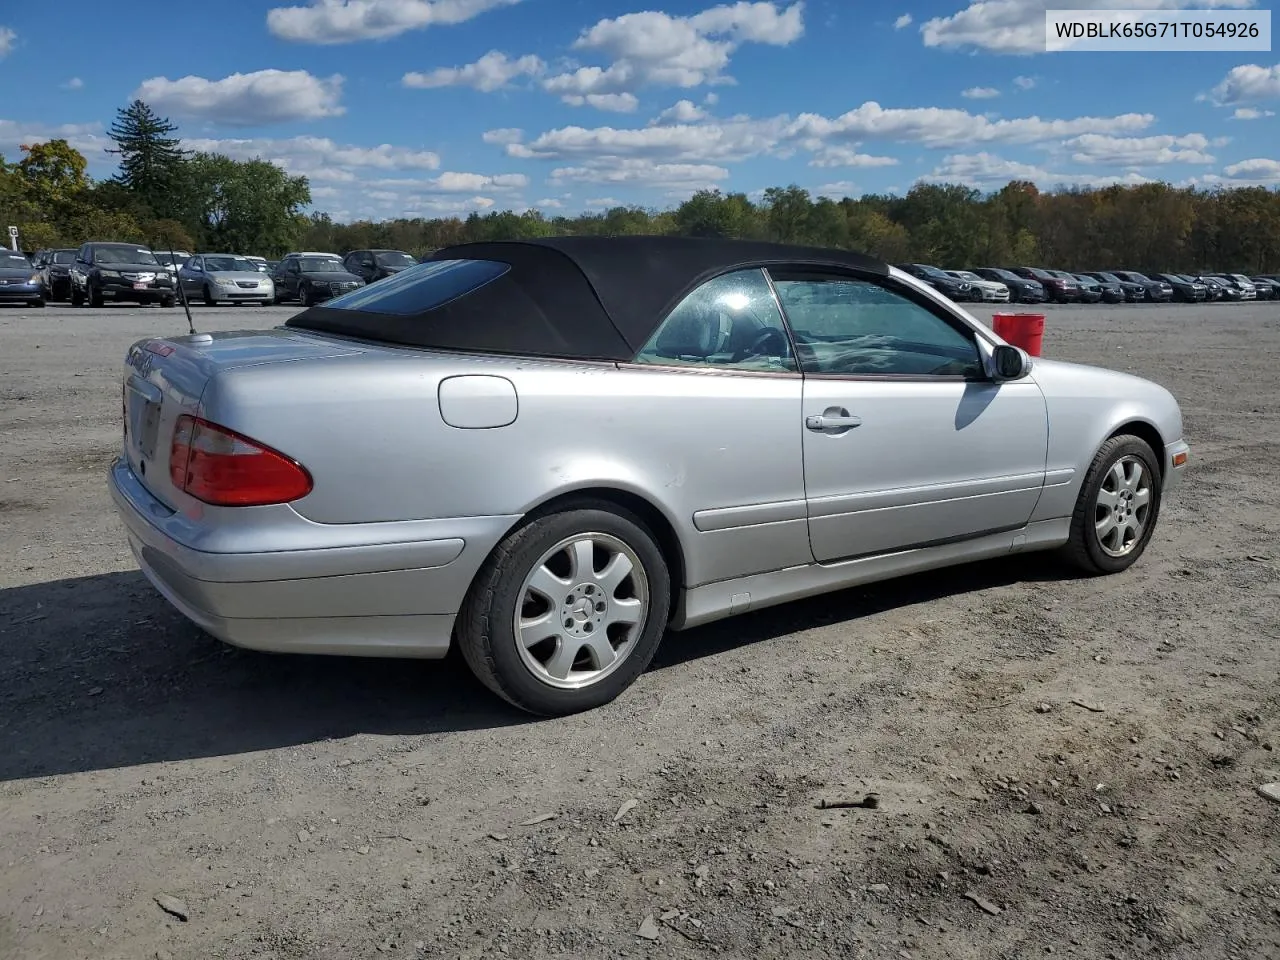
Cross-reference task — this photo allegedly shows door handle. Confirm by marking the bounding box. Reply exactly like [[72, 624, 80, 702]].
[[806, 413, 862, 431]]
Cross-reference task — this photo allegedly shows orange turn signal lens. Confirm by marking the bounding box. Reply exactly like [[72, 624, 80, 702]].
[[1172, 451, 1188, 467]]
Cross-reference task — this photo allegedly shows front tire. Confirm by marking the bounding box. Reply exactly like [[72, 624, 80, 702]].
[[1061, 434, 1162, 575], [456, 503, 671, 716], [29, 298, 45, 308], [89, 285, 104, 308]]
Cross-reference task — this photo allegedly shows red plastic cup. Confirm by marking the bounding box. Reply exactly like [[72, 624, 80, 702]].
[[992, 312, 1045, 357]]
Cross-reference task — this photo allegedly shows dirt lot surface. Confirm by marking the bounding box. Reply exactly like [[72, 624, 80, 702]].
[[1, 299, 1278, 960]]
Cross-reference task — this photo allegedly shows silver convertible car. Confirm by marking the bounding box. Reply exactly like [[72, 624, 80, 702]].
[[110, 237, 1190, 715]]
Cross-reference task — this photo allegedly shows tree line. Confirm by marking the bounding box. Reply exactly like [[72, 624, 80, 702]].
[[2, 100, 1278, 273]]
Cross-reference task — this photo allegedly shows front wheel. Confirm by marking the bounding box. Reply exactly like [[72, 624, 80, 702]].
[[456, 503, 671, 716], [1061, 434, 1162, 575], [29, 298, 45, 308]]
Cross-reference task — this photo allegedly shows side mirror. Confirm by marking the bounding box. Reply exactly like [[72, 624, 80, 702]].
[[992, 343, 1031, 381]]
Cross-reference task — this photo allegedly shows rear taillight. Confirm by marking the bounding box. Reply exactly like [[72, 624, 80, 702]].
[[169, 415, 312, 507]]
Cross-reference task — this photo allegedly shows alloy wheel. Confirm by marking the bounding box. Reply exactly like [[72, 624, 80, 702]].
[[1094, 455, 1151, 557], [513, 532, 649, 690]]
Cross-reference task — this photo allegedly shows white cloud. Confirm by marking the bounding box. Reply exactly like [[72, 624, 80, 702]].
[[0, 119, 110, 160], [816, 180, 858, 197], [481, 127, 524, 145], [1222, 157, 1280, 182], [654, 99, 708, 124], [133, 70, 345, 125], [62, 77, 84, 91], [961, 86, 1000, 99], [534, 197, 565, 209], [541, 1, 803, 106], [1231, 106, 1275, 119], [922, 0, 1258, 55], [501, 101, 1155, 169], [1013, 74, 1037, 90], [0, 26, 14, 59], [789, 101, 1154, 149], [561, 93, 641, 112], [549, 157, 729, 189], [427, 171, 528, 191], [402, 51, 544, 92], [1063, 132, 1216, 165], [181, 135, 442, 184], [267, 0, 522, 44], [808, 146, 901, 168], [584, 197, 621, 208], [922, 152, 1157, 188], [893, 13, 912, 29], [1203, 62, 1280, 105]]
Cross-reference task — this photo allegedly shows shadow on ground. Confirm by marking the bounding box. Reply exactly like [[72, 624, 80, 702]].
[[0, 555, 1071, 781]]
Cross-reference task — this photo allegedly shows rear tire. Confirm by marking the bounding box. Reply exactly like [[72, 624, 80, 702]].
[[456, 503, 671, 716], [161, 296, 176, 308], [1061, 434, 1162, 575]]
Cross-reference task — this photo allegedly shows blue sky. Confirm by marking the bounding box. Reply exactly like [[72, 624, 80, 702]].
[[1, 1, 1277, 222]]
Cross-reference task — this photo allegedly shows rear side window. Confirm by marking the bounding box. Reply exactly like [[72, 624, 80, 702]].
[[322, 259, 509, 316]]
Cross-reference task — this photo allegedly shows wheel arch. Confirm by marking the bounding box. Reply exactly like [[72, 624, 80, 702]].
[[1105, 418, 1166, 481], [493, 483, 689, 616]]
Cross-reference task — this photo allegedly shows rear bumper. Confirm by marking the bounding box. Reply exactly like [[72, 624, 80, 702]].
[[108, 458, 514, 658]]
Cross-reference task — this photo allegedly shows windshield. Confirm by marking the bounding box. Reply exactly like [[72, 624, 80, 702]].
[[0, 252, 31, 268], [950, 270, 979, 281], [204, 256, 257, 272], [50, 251, 74, 264], [916, 265, 951, 279], [376, 251, 417, 267], [298, 257, 343, 272], [94, 245, 159, 265], [1123, 272, 1150, 282]]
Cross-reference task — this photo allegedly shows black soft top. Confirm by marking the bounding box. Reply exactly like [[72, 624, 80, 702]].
[[286, 235, 888, 362]]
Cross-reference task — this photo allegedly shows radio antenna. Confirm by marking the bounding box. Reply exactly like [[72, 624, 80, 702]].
[[164, 235, 197, 336]]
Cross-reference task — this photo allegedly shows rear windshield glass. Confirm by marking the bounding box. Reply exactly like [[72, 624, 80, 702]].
[[321, 259, 510, 316]]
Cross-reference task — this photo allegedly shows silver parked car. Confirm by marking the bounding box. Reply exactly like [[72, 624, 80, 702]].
[[109, 237, 1191, 715], [178, 254, 276, 305]]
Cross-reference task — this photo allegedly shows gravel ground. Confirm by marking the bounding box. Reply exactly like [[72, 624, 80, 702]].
[[1, 299, 1278, 960]]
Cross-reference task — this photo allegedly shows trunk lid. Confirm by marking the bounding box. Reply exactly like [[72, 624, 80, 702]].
[[121, 329, 365, 509]]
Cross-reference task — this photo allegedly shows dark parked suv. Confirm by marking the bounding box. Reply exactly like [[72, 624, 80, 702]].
[[342, 249, 418, 285], [1108, 271, 1173, 302], [970, 267, 1047, 303], [34, 248, 78, 301], [895, 262, 975, 301], [1007, 266, 1080, 303], [69, 242, 176, 307], [271, 253, 365, 305]]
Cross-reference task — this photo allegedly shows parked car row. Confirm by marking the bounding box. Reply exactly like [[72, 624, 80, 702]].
[[16, 243, 422, 308], [896, 261, 1279, 305]]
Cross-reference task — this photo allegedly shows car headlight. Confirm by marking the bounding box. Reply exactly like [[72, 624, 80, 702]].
[[215, 277, 237, 287], [100, 269, 120, 279], [28, 273, 41, 284]]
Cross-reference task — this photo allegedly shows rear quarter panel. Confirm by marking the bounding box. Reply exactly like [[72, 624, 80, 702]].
[[1027, 358, 1184, 521], [200, 351, 810, 588]]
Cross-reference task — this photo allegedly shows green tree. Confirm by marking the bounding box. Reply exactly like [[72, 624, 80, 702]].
[[106, 100, 188, 217], [18, 139, 90, 209], [673, 189, 757, 238], [187, 153, 311, 256]]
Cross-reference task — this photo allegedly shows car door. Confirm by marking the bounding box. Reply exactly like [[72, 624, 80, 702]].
[[768, 268, 1049, 564], [180, 256, 202, 294], [280, 259, 301, 298], [620, 266, 810, 585]]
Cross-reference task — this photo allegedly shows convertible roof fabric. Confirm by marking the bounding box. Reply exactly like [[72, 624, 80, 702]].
[[285, 235, 889, 361]]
